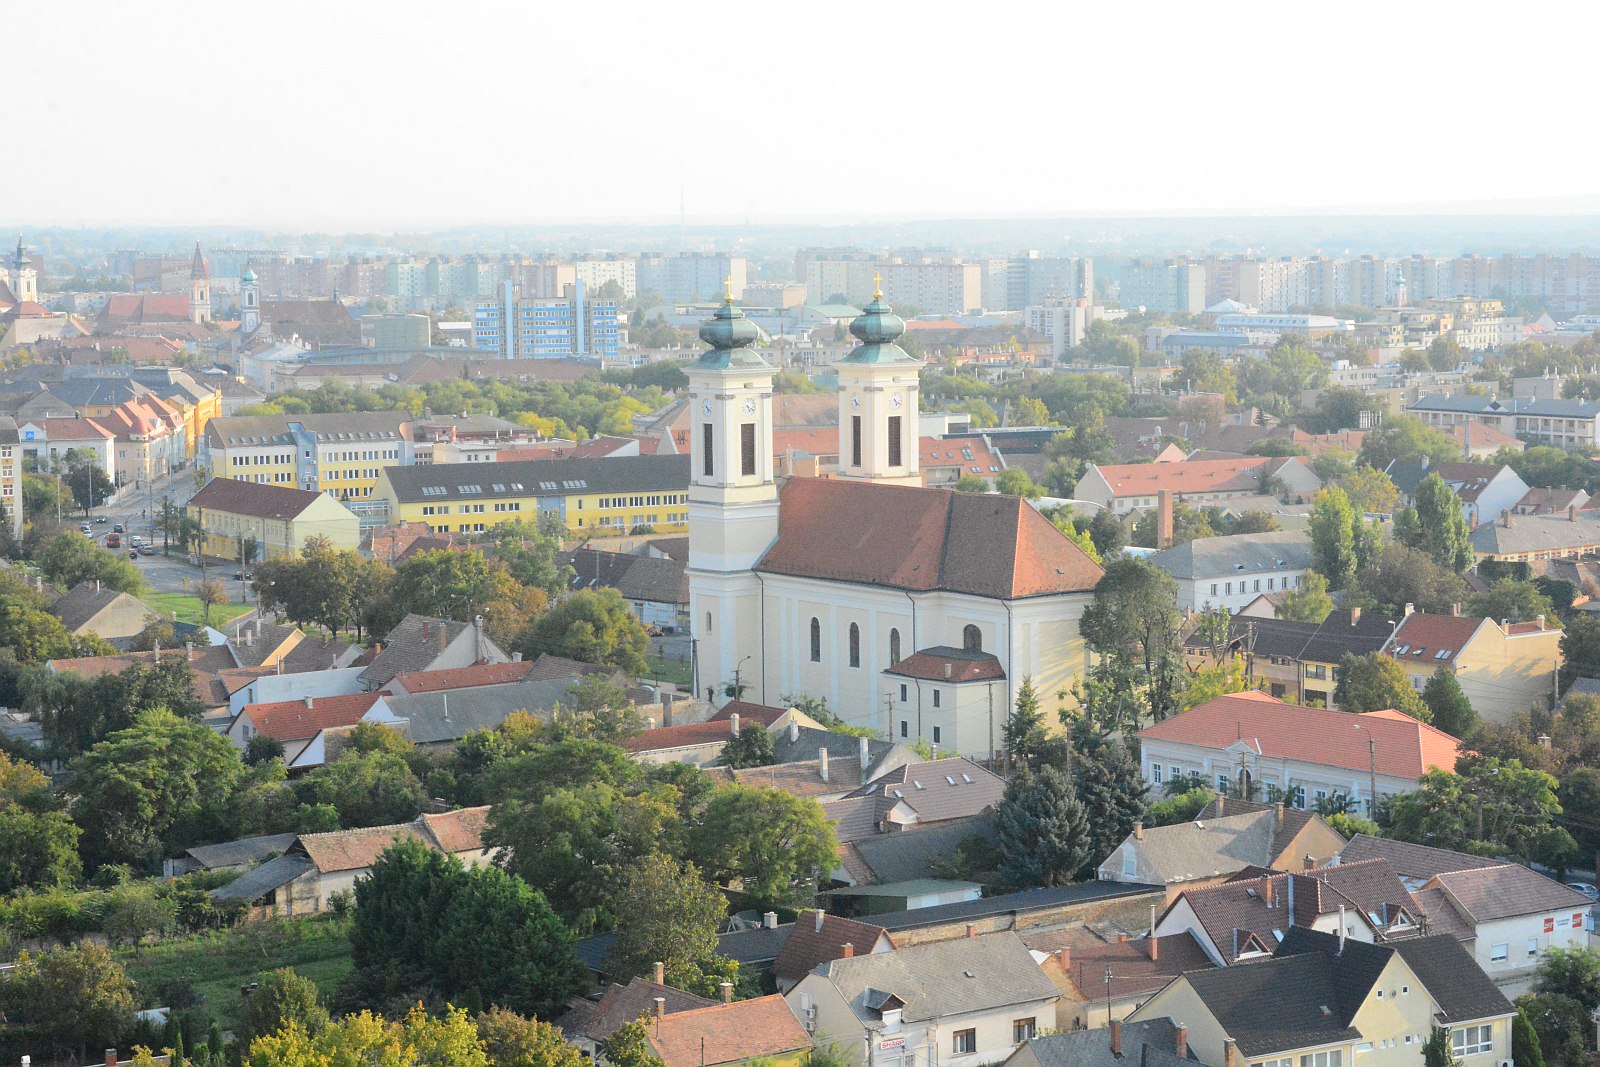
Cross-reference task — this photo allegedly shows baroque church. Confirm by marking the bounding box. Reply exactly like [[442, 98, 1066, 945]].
[[688, 287, 1104, 758]]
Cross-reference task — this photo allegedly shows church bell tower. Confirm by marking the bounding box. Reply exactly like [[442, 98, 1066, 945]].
[[687, 286, 777, 705], [836, 276, 923, 486], [7, 235, 37, 304], [240, 263, 261, 335], [189, 241, 211, 324]]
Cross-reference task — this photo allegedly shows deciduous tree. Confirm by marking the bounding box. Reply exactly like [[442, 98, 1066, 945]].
[[688, 786, 837, 908], [237, 968, 330, 1049], [522, 588, 649, 674], [1422, 667, 1477, 738], [1309, 486, 1356, 589], [1279, 572, 1334, 623], [1079, 558, 1185, 725], [1332, 653, 1430, 722]]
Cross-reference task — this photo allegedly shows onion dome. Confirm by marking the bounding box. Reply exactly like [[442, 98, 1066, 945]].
[[693, 288, 771, 371], [841, 279, 918, 365], [241, 265, 258, 285]]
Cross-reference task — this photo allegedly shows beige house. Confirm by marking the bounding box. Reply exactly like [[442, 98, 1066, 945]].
[[1382, 609, 1562, 721], [52, 581, 155, 644], [188, 477, 360, 560], [1130, 929, 1513, 1067], [210, 807, 490, 916]]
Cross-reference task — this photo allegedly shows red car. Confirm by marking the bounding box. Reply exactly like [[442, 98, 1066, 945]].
[[105, 534, 121, 548]]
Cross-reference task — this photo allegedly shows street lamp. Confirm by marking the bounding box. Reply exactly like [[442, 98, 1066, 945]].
[[1352, 723, 1378, 817], [1103, 966, 1114, 1027]]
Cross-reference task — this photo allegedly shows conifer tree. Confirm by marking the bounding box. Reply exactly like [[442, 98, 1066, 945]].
[[1422, 667, 1477, 739], [996, 765, 1089, 888]]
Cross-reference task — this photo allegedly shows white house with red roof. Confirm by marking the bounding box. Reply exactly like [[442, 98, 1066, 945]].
[[17, 416, 116, 481], [1380, 608, 1562, 722], [1075, 455, 1319, 515], [227, 691, 403, 770], [1137, 692, 1463, 816], [686, 294, 1104, 759]]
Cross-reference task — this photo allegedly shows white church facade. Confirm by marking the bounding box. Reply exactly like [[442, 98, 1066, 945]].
[[687, 287, 1103, 758]]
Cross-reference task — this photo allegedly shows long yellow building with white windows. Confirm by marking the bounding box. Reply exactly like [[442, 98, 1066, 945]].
[[202, 412, 410, 505]]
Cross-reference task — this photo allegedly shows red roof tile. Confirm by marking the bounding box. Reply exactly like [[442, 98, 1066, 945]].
[[1090, 457, 1268, 496], [757, 477, 1101, 598], [189, 477, 327, 520], [1139, 691, 1463, 779], [243, 693, 382, 741], [618, 704, 786, 753], [645, 996, 810, 1067], [885, 646, 1005, 682], [1385, 613, 1487, 667], [774, 912, 893, 983], [388, 660, 534, 694]]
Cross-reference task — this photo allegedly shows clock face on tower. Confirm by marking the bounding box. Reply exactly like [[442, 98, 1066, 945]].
[[701, 400, 712, 415], [889, 393, 904, 409], [741, 397, 756, 415], [850, 395, 862, 410]]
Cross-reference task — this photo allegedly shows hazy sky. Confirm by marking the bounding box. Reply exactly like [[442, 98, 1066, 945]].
[[14, 0, 1597, 228]]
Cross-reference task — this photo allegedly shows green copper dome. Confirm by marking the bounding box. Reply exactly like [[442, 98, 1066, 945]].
[[241, 266, 258, 284], [841, 295, 919, 365], [694, 299, 771, 371]]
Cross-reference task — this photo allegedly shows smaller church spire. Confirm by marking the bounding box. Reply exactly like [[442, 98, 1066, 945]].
[[12, 233, 26, 271], [190, 240, 209, 279]]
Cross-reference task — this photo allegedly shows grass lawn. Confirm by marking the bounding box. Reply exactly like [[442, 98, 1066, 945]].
[[118, 916, 352, 1021], [644, 654, 692, 687], [142, 592, 253, 628]]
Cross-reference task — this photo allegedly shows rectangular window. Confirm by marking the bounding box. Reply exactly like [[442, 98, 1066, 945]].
[[1013, 1019, 1036, 1044], [1299, 1052, 1341, 1067], [900, 720, 908, 738], [1259, 1059, 1293, 1067], [1152, 764, 1163, 784], [1217, 774, 1230, 793], [900, 684, 908, 701], [1451, 1026, 1492, 1057], [1210, 583, 1218, 596], [702, 423, 714, 477], [953, 1030, 976, 1055], [888, 415, 902, 467], [851, 415, 862, 467], [1170, 765, 1180, 782], [1490, 943, 1508, 963], [932, 726, 941, 744], [1528, 937, 1540, 958], [740, 422, 756, 477], [932, 690, 941, 708]]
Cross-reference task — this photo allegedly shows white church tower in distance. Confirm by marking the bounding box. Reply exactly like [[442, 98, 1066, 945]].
[[836, 275, 922, 486], [686, 287, 776, 704]]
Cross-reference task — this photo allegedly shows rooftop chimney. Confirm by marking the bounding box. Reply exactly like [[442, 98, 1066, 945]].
[[841, 942, 854, 959], [1338, 904, 1347, 954], [1304, 853, 1315, 871], [815, 908, 825, 933], [439, 621, 448, 654], [95, 578, 101, 594], [1537, 614, 1546, 629], [304, 695, 314, 708], [1503, 509, 1513, 528], [763, 911, 778, 929], [966, 923, 976, 939], [1057, 946, 1071, 971], [1175, 1025, 1188, 1060], [653, 996, 666, 1018], [1273, 802, 1284, 830], [105, 1052, 117, 1067], [789, 721, 800, 743], [859, 736, 870, 783], [1349, 607, 1360, 626], [944, 661, 952, 680], [1215, 794, 1224, 815], [1133, 820, 1143, 840], [1451, 602, 1461, 617], [1571, 505, 1578, 522], [1224, 1039, 1237, 1067], [719, 981, 734, 1004], [1264, 877, 1275, 909], [653, 961, 664, 985], [730, 712, 740, 737], [1157, 489, 1175, 549], [819, 747, 830, 783], [1403, 602, 1415, 617], [1110, 1020, 1123, 1058]]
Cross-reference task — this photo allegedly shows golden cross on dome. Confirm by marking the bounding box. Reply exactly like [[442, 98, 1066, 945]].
[[724, 275, 734, 303], [873, 271, 883, 300]]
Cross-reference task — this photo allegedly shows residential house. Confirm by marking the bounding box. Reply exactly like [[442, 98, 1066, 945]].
[[358, 613, 508, 691], [919, 435, 1007, 487], [226, 692, 405, 770], [837, 814, 994, 888], [386, 677, 581, 751], [1128, 929, 1514, 1067], [1148, 531, 1314, 613], [1183, 609, 1398, 706], [226, 666, 368, 717], [384, 659, 536, 695], [823, 758, 1006, 842], [1137, 692, 1463, 816], [51, 580, 154, 646], [1408, 393, 1600, 449], [1002, 1020, 1196, 1067], [1027, 928, 1216, 1031], [1097, 798, 1347, 901], [225, 618, 362, 674], [558, 970, 716, 1058], [201, 411, 409, 506], [1470, 509, 1600, 564], [1516, 487, 1589, 516], [1384, 460, 1529, 528], [618, 702, 812, 766], [165, 832, 297, 879], [1381, 609, 1561, 721], [1152, 860, 1425, 964], [646, 995, 812, 1067], [785, 931, 1060, 1067], [210, 807, 491, 916], [188, 477, 361, 560], [560, 547, 689, 630], [825, 878, 986, 916], [1074, 456, 1320, 516], [17, 416, 117, 480], [1336, 835, 1594, 977], [773, 910, 895, 993], [97, 396, 180, 484], [1451, 422, 1524, 459]]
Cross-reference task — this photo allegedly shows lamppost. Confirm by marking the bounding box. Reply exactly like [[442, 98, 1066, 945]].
[[729, 655, 751, 703], [1352, 723, 1378, 817], [1103, 967, 1114, 1027]]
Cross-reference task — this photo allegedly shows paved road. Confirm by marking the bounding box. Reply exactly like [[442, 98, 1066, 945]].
[[77, 469, 212, 596]]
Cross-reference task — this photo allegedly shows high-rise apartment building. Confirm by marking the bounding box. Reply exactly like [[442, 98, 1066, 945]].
[[982, 253, 1093, 311], [571, 257, 637, 300], [636, 252, 747, 303], [1122, 259, 1205, 313], [473, 281, 620, 360]]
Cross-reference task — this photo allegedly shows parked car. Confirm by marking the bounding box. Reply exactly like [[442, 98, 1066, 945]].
[[1566, 882, 1599, 900], [130, 535, 142, 546], [233, 571, 253, 581], [138, 544, 156, 556], [106, 534, 121, 548], [93, 516, 108, 524]]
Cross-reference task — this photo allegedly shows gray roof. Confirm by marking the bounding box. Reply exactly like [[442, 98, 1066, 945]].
[[185, 832, 296, 871], [1015, 1020, 1195, 1067], [381, 454, 689, 504], [1409, 393, 1600, 419], [1107, 809, 1283, 884], [387, 678, 576, 744], [1147, 530, 1312, 582], [1470, 512, 1600, 556], [1387, 935, 1514, 1024], [1336, 835, 1489, 882], [827, 878, 980, 899], [848, 814, 994, 884], [209, 853, 312, 901], [1427, 863, 1593, 922], [358, 614, 474, 687], [839, 757, 1006, 825], [813, 931, 1057, 1024], [52, 581, 142, 633], [770, 725, 908, 772]]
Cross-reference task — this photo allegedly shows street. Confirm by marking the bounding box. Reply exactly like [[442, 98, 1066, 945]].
[[79, 468, 211, 597]]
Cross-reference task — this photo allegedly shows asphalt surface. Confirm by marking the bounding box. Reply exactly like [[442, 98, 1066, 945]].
[[75, 469, 211, 596]]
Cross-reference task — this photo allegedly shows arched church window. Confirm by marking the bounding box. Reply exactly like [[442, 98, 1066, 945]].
[[963, 624, 982, 652], [889, 628, 901, 665], [809, 618, 822, 663], [705, 611, 712, 634], [849, 623, 861, 668]]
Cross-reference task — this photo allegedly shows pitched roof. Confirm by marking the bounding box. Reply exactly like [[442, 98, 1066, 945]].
[[773, 912, 892, 984], [1138, 692, 1463, 779], [811, 931, 1057, 1023], [1105, 809, 1284, 885], [385, 679, 576, 744], [523, 652, 622, 683], [358, 614, 475, 687], [617, 704, 787, 753], [242, 692, 382, 741], [1087, 457, 1269, 498], [1188, 610, 1398, 665], [845, 814, 995, 884], [645, 996, 811, 1067], [1383, 612, 1487, 668], [1038, 928, 1216, 1001], [51, 580, 142, 633], [713, 757, 866, 799], [1385, 934, 1514, 1023], [1174, 944, 1367, 1055], [560, 548, 688, 605], [389, 659, 535, 693], [1387, 461, 1507, 501], [380, 454, 689, 504], [1020, 1019, 1195, 1067], [188, 477, 330, 521], [184, 832, 296, 871], [293, 806, 489, 873], [884, 645, 1005, 682], [1148, 530, 1313, 581], [1426, 863, 1593, 923], [840, 757, 1005, 825], [568, 978, 715, 1042], [1335, 835, 1489, 883], [757, 477, 1101, 598], [1471, 512, 1600, 556]]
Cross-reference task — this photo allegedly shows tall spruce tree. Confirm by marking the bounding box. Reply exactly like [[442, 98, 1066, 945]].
[[1422, 667, 1477, 738], [1003, 677, 1050, 765], [995, 765, 1090, 888], [1071, 727, 1149, 867]]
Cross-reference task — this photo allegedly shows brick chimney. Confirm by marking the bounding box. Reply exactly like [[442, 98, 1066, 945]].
[[653, 996, 666, 1018], [719, 981, 734, 1004], [1304, 853, 1315, 870], [1176, 1026, 1188, 1060], [1157, 489, 1175, 549], [1224, 1039, 1237, 1067], [1110, 1020, 1123, 1058], [1056, 946, 1071, 971], [1264, 877, 1275, 909], [1502, 509, 1513, 528], [1349, 607, 1360, 626], [438, 621, 448, 654], [966, 923, 976, 938], [652, 961, 664, 984], [841, 942, 854, 959], [1215, 794, 1224, 815], [1133, 821, 1143, 840]]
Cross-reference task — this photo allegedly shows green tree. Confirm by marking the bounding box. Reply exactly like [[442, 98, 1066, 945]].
[[1467, 579, 1560, 628], [70, 708, 245, 872], [101, 882, 176, 953], [248, 1006, 489, 1067], [1228, 510, 1279, 534], [1087, 509, 1127, 557], [488, 520, 573, 600], [296, 748, 426, 829], [1178, 659, 1250, 710], [1512, 1006, 1547, 1067], [596, 1021, 664, 1067], [35, 530, 144, 594], [63, 450, 115, 515], [238, 968, 330, 1048], [1309, 486, 1357, 589], [0, 941, 135, 1062], [391, 549, 522, 623], [1422, 667, 1478, 738], [1003, 677, 1052, 764], [1562, 614, 1600, 687], [721, 722, 776, 768], [996, 468, 1043, 499], [1388, 757, 1573, 866], [603, 854, 732, 993], [1422, 1026, 1459, 1067], [475, 1009, 586, 1067], [1079, 558, 1186, 725], [522, 588, 649, 673], [1332, 653, 1431, 722], [1533, 946, 1600, 1010], [1351, 544, 1467, 616], [1071, 730, 1148, 867], [1400, 473, 1473, 572], [1279, 572, 1334, 623], [953, 474, 988, 494], [995, 765, 1089, 888], [690, 786, 838, 907], [1357, 415, 1460, 470], [1337, 467, 1401, 515], [1517, 993, 1587, 1067]]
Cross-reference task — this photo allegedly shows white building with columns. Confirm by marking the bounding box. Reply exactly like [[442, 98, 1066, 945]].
[[687, 290, 1103, 758]]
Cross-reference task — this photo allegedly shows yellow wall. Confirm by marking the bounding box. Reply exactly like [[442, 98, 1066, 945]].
[[190, 494, 360, 560], [380, 478, 688, 537]]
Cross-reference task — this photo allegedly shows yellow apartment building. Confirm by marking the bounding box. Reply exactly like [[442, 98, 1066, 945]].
[[188, 477, 361, 560], [202, 412, 409, 503], [375, 454, 690, 536], [1384, 608, 1561, 722]]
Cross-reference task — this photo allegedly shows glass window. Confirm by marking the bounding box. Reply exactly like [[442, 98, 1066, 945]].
[[848, 623, 861, 668], [1152, 765, 1163, 784], [900, 720, 908, 738], [953, 1030, 976, 1055], [889, 628, 901, 665], [963, 624, 982, 652], [1528, 937, 1540, 957], [1013, 1019, 1036, 1044], [933, 690, 941, 708], [1490, 943, 1508, 963], [1299, 1052, 1341, 1067], [1451, 1026, 1492, 1056], [809, 618, 821, 663], [932, 726, 941, 744]]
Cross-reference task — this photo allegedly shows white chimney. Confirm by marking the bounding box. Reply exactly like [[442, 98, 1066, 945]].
[[729, 712, 740, 736], [763, 911, 778, 929], [815, 908, 825, 933], [304, 695, 314, 708], [788, 720, 799, 743], [819, 748, 830, 783]]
